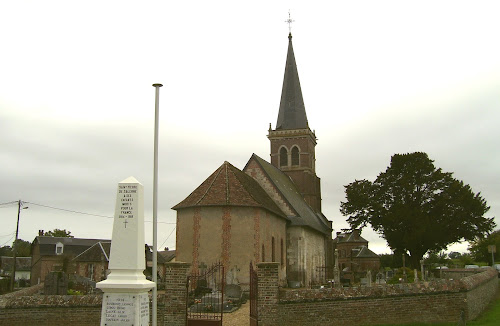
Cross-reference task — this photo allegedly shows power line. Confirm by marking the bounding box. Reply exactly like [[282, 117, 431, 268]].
[[0, 234, 14, 247], [25, 201, 114, 218], [0, 201, 17, 206], [23, 201, 175, 223], [159, 226, 176, 249]]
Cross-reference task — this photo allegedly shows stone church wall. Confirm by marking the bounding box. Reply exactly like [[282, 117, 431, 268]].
[[287, 226, 326, 286]]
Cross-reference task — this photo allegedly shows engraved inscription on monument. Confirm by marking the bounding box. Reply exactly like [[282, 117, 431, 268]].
[[103, 294, 135, 325], [118, 184, 137, 227], [140, 293, 149, 325]]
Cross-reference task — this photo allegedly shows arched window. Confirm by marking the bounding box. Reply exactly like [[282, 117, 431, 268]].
[[291, 146, 299, 166], [279, 147, 288, 167]]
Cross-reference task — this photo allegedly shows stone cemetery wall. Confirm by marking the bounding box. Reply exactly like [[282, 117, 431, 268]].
[[0, 284, 165, 326], [256, 263, 498, 326]]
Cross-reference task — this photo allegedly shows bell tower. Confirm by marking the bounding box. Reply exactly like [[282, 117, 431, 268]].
[[268, 33, 322, 213]]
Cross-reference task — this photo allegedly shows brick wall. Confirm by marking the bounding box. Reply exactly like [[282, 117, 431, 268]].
[[256, 265, 498, 326], [163, 261, 190, 326], [0, 283, 165, 326]]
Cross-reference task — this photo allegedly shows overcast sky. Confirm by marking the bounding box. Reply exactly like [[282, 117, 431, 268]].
[[1, 1, 499, 255]]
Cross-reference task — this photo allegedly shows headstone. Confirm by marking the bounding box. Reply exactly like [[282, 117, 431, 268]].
[[366, 270, 372, 287], [414, 269, 419, 283], [97, 177, 154, 326]]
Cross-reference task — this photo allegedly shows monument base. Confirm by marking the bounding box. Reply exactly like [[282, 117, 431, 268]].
[[100, 292, 150, 326]]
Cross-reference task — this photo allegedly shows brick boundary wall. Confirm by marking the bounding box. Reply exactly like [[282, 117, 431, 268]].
[[256, 264, 498, 326], [0, 283, 166, 326]]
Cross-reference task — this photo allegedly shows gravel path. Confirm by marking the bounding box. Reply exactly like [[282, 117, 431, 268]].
[[223, 302, 249, 326]]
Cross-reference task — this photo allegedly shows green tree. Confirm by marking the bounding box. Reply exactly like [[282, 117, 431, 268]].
[[340, 152, 495, 268], [0, 245, 13, 256], [43, 229, 74, 238], [469, 229, 500, 264], [12, 239, 31, 256]]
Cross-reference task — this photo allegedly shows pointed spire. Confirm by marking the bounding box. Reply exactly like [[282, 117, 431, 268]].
[[276, 33, 308, 130]]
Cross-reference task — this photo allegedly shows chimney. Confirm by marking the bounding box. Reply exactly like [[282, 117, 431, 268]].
[[353, 229, 360, 240]]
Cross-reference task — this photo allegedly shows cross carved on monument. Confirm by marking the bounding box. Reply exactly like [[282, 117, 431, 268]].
[[123, 219, 128, 228]]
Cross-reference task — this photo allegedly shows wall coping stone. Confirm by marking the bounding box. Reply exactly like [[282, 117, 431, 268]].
[[278, 269, 497, 303]]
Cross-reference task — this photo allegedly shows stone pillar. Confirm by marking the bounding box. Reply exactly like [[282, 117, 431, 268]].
[[163, 262, 190, 326], [257, 262, 280, 326], [97, 177, 155, 326]]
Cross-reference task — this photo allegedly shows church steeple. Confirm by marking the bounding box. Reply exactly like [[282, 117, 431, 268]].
[[276, 33, 308, 130], [268, 32, 322, 213]]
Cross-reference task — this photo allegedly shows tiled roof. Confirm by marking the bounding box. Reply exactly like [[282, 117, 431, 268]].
[[172, 161, 285, 218], [355, 246, 379, 258], [0, 256, 31, 271], [158, 250, 175, 262], [245, 154, 331, 235]]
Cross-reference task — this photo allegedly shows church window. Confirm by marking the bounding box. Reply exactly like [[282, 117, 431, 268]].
[[272, 237, 275, 262], [262, 244, 266, 262], [291, 146, 299, 166], [279, 147, 288, 167]]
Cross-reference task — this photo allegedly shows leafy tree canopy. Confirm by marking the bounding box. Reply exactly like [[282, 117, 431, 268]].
[[340, 152, 495, 268], [42, 229, 74, 238], [0, 239, 31, 257], [469, 229, 500, 264]]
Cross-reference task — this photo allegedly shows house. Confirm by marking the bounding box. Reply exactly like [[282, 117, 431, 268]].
[[333, 229, 380, 279], [31, 236, 108, 285], [173, 32, 333, 288], [0, 256, 31, 282], [73, 242, 167, 283]]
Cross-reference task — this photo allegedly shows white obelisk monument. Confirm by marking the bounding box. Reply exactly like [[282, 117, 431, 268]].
[[97, 177, 155, 326]]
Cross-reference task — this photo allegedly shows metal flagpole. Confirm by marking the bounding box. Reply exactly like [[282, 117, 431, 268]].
[[152, 83, 162, 326]]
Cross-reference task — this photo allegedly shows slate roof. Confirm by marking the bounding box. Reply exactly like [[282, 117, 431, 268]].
[[334, 231, 368, 244], [33, 236, 109, 257], [0, 256, 32, 271], [355, 246, 379, 259], [172, 161, 286, 219], [276, 33, 308, 130], [73, 242, 111, 262], [158, 250, 176, 262], [245, 154, 331, 235]]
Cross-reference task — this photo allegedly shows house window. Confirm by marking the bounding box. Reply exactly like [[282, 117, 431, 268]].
[[55, 242, 64, 255], [279, 147, 288, 167], [272, 237, 275, 262], [88, 264, 94, 281], [291, 146, 299, 166], [262, 244, 266, 262]]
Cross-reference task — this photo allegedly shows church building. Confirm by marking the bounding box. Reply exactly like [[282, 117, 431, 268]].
[[173, 32, 333, 288]]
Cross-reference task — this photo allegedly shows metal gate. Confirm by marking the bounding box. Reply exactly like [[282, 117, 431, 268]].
[[249, 262, 258, 326], [186, 262, 225, 326]]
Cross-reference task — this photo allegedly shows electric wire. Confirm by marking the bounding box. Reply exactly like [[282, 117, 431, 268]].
[[159, 226, 176, 249], [0, 201, 18, 206], [25, 201, 114, 218]]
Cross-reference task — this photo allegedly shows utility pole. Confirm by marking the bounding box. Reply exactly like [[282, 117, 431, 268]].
[[11, 200, 26, 291]]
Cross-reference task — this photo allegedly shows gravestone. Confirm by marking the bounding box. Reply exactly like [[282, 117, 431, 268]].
[[96, 177, 154, 326]]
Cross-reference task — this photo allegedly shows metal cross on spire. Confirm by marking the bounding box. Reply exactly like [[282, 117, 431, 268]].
[[285, 10, 294, 34]]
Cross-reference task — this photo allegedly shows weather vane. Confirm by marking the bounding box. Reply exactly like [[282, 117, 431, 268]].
[[285, 10, 294, 34]]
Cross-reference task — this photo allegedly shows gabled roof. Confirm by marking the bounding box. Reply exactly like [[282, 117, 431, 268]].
[[172, 161, 285, 218], [73, 242, 111, 262], [334, 231, 368, 244], [244, 154, 331, 235], [33, 236, 110, 256], [276, 33, 308, 130], [158, 250, 175, 263], [355, 246, 379, 258], [0, 256, 32, 271]]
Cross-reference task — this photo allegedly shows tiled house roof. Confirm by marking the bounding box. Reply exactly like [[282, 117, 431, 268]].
[[172, 161, 286, 219]]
